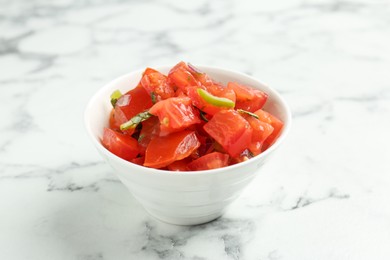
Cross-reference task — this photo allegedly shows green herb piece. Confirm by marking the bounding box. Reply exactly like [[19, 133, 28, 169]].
[[120, 111, 153, 131], [197, 88, 235, 108], [110, 90, 122, 107], [237, 109, 259, 119]]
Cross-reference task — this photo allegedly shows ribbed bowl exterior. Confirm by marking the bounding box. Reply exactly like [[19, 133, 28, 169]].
[[103, 152, 267, 225]]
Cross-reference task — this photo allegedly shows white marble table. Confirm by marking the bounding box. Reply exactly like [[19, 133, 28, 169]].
[[1, 0, 390, 259]]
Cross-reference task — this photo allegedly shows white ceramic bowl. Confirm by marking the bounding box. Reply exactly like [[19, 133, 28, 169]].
[[85, 65, 291, 225]]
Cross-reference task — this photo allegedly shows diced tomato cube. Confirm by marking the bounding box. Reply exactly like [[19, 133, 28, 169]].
[[254, 109, 284, 150], [230, 149, 253, 165], [144, 131, 200, 169], [167, 158, 192, 171], [130, 156, 145, 166], [187, 63, 214, 87], [228, 82, 268, 112], [187, 152, 229, 171], [138, 117, 160, 156], [140, 68, 175, 101], [102, 128, 139, 161], [149, 96, 201, 136], [203, 110, 252, 157], [242, 115, 274, 155], [113, 87, 153, 133], [167, 61, 199, 92], [109, 109, 118, 130]]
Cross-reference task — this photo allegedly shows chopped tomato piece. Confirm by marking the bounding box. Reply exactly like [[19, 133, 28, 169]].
[[167, 61, 198, 92], [149, 96, 201, 135], [228, 82, 267, 112], [144, 131, 200, 169], [138, 117, 160, 156], [254, 109, 284, 149], [140, 68, 175, 101], [167, 158, 191, 171], [102, 128, 139, 161], [230, 149, 253, 165], [109, 109, 118, 130], [242, 115, 274, 155], [203, 110, 252, 157], [131, 156, 145, 166], [174, 88, 186, 97], [113, 87, 153, 133], [188, 152, 229, 171], [187, 63, 214, 87]]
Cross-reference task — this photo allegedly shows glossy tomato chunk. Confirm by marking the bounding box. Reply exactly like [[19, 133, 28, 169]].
[[144, 131, 200, 169], [187, 63, 214, 87], [254, 109, 284, 150], [187, 152, 229, 171], [228, 82, 268, 112], [203, 110, 252, 157], [167, 61, 198, 92], [102, 128, 139, 161], [138, 117, 160, 156], [149, 96, 201, 135], [140, 68, 175, 101], [242, 115, 274, 155], [167, 158, 192, 171], [109, 109, 118, 130], [113, 87, 153, 133], [130, 156, 145, 166]]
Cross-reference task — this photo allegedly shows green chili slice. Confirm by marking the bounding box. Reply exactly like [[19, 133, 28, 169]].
[[110, 90, 122, 107], [120, 111, 153, 131], [197, 88, 235, 108]]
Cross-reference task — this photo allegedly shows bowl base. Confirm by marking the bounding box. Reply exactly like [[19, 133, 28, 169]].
[[144, 208, 224, 226]]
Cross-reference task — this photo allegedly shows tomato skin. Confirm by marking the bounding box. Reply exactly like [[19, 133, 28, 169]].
[[138, 117, 160, 156], [149, 96, 201, 136], [187, 64, 214, 87], [167, 62, 198, 91], [102, 128, 139, 161], [131, 156, 145, 166], [113, 87, 153, 133], [140, 68, 175, 101], [254, 109, 284, 150], [203, 110, 252, 157], [144, 131, 200, 169], [109, 109, 118, 130], [188, 152, 229, 171], [230, 149, 253, 165], [242, 115, 274, 156], [167, 158, 191, 171], [228, 82, 267, 112]]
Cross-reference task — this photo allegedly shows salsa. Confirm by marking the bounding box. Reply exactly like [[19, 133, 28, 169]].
[[102, 62, 284, 171]]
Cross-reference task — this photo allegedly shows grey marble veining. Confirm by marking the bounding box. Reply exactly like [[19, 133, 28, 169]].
[[1, 0, 390, 259]]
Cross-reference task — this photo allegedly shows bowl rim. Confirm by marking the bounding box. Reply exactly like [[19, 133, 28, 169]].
[[84, 65, 292, 176]]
